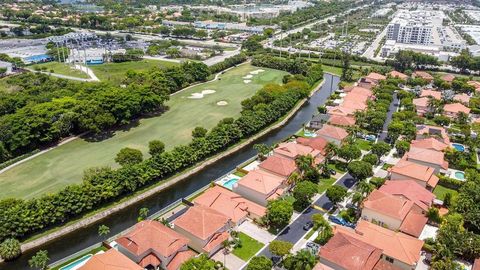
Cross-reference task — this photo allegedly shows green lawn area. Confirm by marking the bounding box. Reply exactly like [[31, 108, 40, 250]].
[[90, 59, 178, 85], [318, 177, 336, 193], [304, 228, 316, 240], [381, 163, 393, 170], [232, 232, 264, 261], [433, 185, 458, 201], [30, 62, 90, 79], [327, 161, 347, 174], [0, 63, 287, 199], [321, 65, 343, 76], [355, 139, 372, 151]]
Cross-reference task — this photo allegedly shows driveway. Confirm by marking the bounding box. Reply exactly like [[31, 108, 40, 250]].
[[237, 221, 275, 244], [212, 249, 245, 270]]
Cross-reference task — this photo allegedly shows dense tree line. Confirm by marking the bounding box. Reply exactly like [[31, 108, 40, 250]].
[[450, 49, 480, 72], [0, 64, 319, 243], [208, 53, 247, 74], [252, 55, 308, 75], [0, 62, 210, 163], [386, 50, 439, 72]]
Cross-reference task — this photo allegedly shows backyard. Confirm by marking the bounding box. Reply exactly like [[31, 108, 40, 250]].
[[433, 184, 458, 201], [0, 63, 287, 199]]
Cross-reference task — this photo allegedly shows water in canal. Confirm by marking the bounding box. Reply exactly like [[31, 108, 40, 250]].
[[1, 73, 339, 270]]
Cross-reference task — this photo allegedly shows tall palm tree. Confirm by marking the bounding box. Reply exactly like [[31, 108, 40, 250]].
[[0, 238, 21, 261], [295, 155, 314, 176], [357, 180, 374, 196], [324, 142, 338, 162], [284, 249, 317, 270], [351, 192, 364, 208], [287, 171, 301, 186]]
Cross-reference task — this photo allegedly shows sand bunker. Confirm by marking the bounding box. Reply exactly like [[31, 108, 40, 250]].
[[217, 101, 228, 106], [202, 89, 216, 95], [243, 75, 253, 79], [250, 69, 265, 75], [244, 80, 252, 84]]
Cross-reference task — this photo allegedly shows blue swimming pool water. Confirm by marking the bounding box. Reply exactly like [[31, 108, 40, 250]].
[[59, 254, 92, 270], [25, 54, 52, 62], [455, 171, 466, 180], [223, 178, 239, 190], [452, 143, 465, 152]]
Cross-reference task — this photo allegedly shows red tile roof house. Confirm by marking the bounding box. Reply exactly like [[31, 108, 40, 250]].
[[325, 220, 424, 270], [116, 220, 196, 270], [79, 249, 143, 270], [403, 147, 448, 174], [388, 159, 439, 190], [193, 185, 266, 226], [410, 138, 450, 152], [365, 72, 387, 84], [173, 205, 232, 257], [473, 258, 480, 270], [344, 86, 374, 98], [441, 74, 456, 83], [416, 125, 451, 145], [274, 141, 325, 165], [379, 180, 436, 211], [328, 114, 356, 127], [420, 89, 442, 100], [412, 71, 434, 82], [412, 97, 432, 116], [296, 136, 329, 156], [468, 81, 480, 92], [388, 70, 409, 80], [233, 169, 287, 206], [258, 154, 297, 178], [453, 93, 471, 105], [443, 103, 471, 119], [327, 105, 356, 117], [361, 189, 428, 238], [316, 124, 349, 146], [115, 220, 196, 270]]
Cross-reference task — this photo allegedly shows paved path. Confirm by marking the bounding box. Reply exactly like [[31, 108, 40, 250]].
[[25, 67, 98, 82]]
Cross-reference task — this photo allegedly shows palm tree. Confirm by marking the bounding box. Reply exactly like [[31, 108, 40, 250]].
[[28, 250, 49, 270], [284, 249, 317, 270], [324, 142, 338, 162], [357, 180, 374, 196], [287, 171, 301, 186], [0, 238, 21, 261], [137, 207, 149, 222], [295, 155, 314, 176], [98, 225, 110, 238], [351, 192, 364, 208]]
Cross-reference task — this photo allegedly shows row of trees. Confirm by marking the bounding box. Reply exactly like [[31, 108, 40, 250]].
[[386, 50, 439, 72], [0, 61, 211, 163], [0, 64, 318, 245], [209, 53, 247, 74]]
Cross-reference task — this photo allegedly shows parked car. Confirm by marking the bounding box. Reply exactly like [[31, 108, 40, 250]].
[[303, 221, 314, 231], [365, 134, 376, 142], [306, 241, 320, 254], [328, 215, 356, 229]]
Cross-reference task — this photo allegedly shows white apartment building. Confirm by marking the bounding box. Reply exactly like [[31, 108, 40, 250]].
[[386, 10, 441, 45]]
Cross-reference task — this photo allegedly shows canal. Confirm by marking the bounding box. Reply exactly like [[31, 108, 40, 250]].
[[1, 73, 339, 270]]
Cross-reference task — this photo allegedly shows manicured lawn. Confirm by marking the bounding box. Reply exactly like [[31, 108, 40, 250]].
[[0, 63, 287, 199], [232, 232, 264, 261], [318, 177, 336, 193], [233, 170, 247, 177], [90, 59, 178, 85], [30, 62, 90, 79], [355, 139, 372, 151], [321, 65, 343, 76], [433, 185, 458, 201], [381, 163, 393, 170], [327, 161, 347, 173]]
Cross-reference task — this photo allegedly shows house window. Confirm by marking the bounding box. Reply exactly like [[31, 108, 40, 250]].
[[385, 256, 394, 263]]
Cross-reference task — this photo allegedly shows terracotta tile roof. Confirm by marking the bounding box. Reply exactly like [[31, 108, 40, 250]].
[[258, 155, 296, 177], [139, 254, 161, 268], [453, 93, 470, 104], [266, 187, 286, 201], [342, 93, 369, 111], [194, 186, 266, 223], [203, 231, 230, 252], [405, 147, 448, 169], [410, 138, 449, 151], [413, 71, 434, 81], [166, 250, 196, 270], [416, 125, 450, 145], [399, 211, 428, 238], [296, 137, 328, 155], [328, 115, 356, 127], [174, 205, 230, 241], [335, 220, 423, 266], [328, 105, 356, 117], [412, 97, 429, 107], [379, 180, 435, 211], [420, 90, 441, 100], [388, 71, 408, 80], [319, 231, 382, 270], [366, 72, 387, 82], [373, 259, 404, 270], [313, 262, 335, 270], [473, 258, 480, 270], [116, 220, 189, 258], [389, 159, 438, 186], [78, 249, 143, 270], [347, 86, 374, 98], [237, 169, 286, 195], [317, 124, 349, 141], [441, 74, 455, 83], [363, 190, 414, 220], [443, 103, 471, 115], [274, 142, 320, 160], [468, 81, 480, 91]]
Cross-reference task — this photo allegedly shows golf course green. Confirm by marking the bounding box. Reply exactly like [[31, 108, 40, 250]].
[[0, 63, 288, 199]]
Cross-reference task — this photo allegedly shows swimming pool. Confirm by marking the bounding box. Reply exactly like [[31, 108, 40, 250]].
[[455, 171, 466, 180], [59, 254, 93, 270], [452, 143, 465, 152], [303, 130, 317, 138], [216, 174, 241, 190], [223, 178, 240, 189]]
